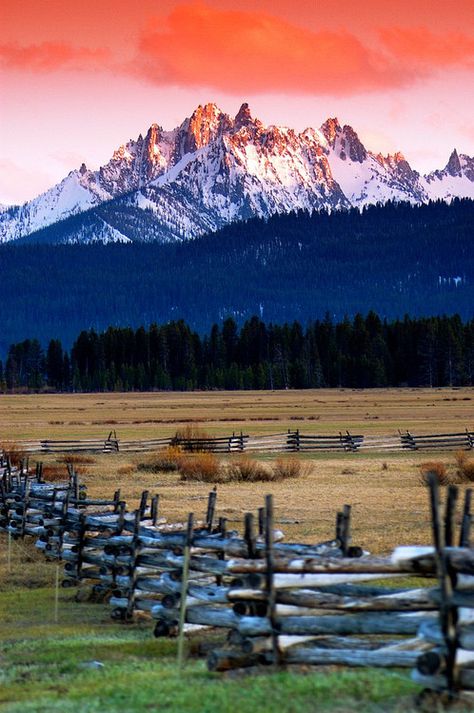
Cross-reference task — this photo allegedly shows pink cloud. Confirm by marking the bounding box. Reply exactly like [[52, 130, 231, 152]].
[[0, 42, 110, 71]]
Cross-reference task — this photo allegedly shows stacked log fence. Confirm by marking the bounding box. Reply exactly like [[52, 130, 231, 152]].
[[6, 427, 474, 455], [4, 453, 474, 705]]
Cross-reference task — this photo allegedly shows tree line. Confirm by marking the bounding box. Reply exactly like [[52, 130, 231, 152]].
[[2, 312, 474, 392]]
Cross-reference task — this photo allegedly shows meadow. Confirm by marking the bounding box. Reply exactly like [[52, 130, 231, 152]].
[[1, 387, 474, 711]]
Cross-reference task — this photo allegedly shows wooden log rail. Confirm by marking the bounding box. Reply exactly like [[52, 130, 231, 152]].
[[401, 430, 474, 451], [5, 460, 474, 692], [8, 426, 473, 454]]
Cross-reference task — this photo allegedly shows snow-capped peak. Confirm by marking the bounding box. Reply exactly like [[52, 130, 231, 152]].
[[1, 103, 474, 245]]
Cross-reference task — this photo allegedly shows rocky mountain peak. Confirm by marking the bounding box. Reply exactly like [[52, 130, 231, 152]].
[[2, 102, 474, 246], [320, 117, 342, 147], [186, 103, 229, 150], [144, 124, 162, 161], [234, 102, 254, 130], [446, 149, 462, 177], [339, 125, 367, 163]]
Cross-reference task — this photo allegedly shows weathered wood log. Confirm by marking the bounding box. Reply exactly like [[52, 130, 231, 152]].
[[239, 634, 414, 655], [237, 611, 436, 637], [284, 646, 421, 668], [234, 586, 438, 612], [225, 554, 435, 576], [153, 604, 239, 629]]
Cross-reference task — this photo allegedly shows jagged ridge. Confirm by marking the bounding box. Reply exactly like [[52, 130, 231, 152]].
[[2, 103, 474, 244]]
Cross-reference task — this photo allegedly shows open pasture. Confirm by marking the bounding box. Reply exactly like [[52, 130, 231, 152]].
[[1, 387, 474, 552], [2, 388, 474, 712], [1, 387, 473, 441]]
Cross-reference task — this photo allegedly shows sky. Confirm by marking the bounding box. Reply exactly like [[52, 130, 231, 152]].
[[1, 0, 474, 205]]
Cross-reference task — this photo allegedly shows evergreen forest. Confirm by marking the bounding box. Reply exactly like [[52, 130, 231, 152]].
[[2, 312, 474, 392], [0, 199, 473, 354]]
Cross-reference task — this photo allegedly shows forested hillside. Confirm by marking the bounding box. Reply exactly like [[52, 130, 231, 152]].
[[0, 199, 473, 352]]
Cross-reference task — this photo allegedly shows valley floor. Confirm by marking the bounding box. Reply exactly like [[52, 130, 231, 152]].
[[2, 388, 474, 711]]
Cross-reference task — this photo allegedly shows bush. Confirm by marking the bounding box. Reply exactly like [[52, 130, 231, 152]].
[[178, 452, 224, 482], [1, 441, 27, 468], [42, 463, 70, 482], [226, 456, 274, 482], [177, 454, 310, 484], [117, 464, 136, 476], [455, 450, 474, 482], [174, 424, 212, 451], [137, 446, 181, 473], [419, 461, 453, 486], [272, 457, 311, 481]]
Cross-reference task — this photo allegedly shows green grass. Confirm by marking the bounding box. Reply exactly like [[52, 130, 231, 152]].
[[0, 587, 429, 713]]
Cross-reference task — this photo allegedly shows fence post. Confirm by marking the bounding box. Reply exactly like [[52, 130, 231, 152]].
[[264, 494, 281, 668], [177, 513, 194, 668], [428, 473, 458, 698], [206, 490, 217, 533], [459, 489, 472, 547]]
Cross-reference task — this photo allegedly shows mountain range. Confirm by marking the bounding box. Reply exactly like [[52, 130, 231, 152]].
[[2, 103, 474, 244]]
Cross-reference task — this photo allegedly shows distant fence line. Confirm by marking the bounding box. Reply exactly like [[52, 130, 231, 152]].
[[4, 428, 474, 455]]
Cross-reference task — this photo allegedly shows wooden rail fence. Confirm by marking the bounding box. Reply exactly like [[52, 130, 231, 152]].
[[3, 453, 474, 703], [6, 427, 474, 455]]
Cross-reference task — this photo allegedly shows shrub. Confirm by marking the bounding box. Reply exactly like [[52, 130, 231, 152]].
[[178, 452, 224, 482], [175, 452, 313, 484], [419, 461, 453, 486], [1, 441, 27, 468], [137, 446, 182, 473], [175, 424, 211, 451], [42, 463, 70, 482], [455, 450, 474, 482], [117, 464, 136, 476], [272, 457, 311, 481], [227, 456, 274, 482]]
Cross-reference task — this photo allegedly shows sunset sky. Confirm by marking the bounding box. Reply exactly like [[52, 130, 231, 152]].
[[1, 0, 474, 205]]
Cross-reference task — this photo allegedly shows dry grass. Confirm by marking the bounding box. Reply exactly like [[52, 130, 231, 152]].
[[418, 461, 450, 486], [0, 388, 473, 443], [175, 423, 211, 450], [0, 388, 473, 560], [176, 454, 308, 484], [418, 452, 474, 486], [272, 457, 312, 481], [41, 463, 71, 482], [177, 452, 222, 482], [226, 455, 274, 482], [116, 463, 136, 476], [0, 449, 465, 560], [59, 453, 97, 466], [455, 450, 474, 482], [136, 446, 181, 473], [0, 440, 27, 467]]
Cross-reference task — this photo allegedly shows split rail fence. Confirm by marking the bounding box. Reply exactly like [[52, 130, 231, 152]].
[[7, 427, 474, 455], [2, 452, 474, 704]]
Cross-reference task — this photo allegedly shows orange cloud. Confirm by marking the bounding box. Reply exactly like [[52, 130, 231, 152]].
[[0, 42, 110, 71], [134, 3, 405, 95], [2, 5, 474, 97], [380, 27, 474, 68]]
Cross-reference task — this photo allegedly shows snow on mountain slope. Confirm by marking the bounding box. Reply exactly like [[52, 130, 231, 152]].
[[1, 103, 473, 244], [423, 150, 474, 201]]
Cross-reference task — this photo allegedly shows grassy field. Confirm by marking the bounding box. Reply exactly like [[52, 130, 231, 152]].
[[1, 386, 473, 440], [1, 388, 474, 711]]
